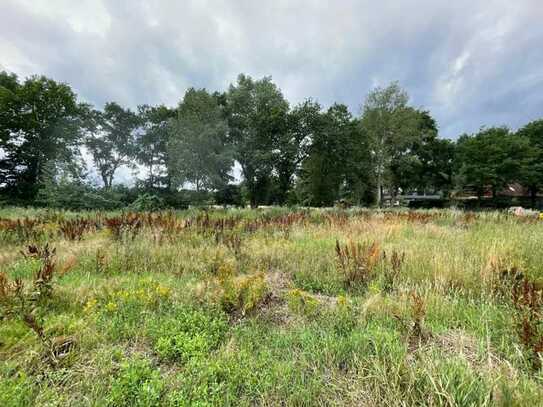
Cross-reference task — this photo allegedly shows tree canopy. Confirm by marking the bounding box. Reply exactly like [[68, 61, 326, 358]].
[[1, 69, 543, 209]]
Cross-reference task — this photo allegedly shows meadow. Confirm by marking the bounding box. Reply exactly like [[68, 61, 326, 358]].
[[1, 207, 543, 406]]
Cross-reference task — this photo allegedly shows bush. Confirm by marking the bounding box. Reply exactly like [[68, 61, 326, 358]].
[[214, 184, 243, 207], [129, 193, 165, 211]]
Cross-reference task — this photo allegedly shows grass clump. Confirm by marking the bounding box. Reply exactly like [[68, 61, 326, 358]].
[[286, 288, 320, 317], [202, 262, 269, 316]]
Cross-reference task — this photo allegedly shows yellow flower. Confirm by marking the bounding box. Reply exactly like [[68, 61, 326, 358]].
[[337, 295, 347, 308], [539, 212, 543, 221], [83, 298, 98, 314], [106, 302, 118, 312], [155, 285, 171, 298]]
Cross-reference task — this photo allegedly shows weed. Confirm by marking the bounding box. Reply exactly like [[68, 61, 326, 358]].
[[58, 218, 92, 241], [223, 232, 243, 259], [205, 262, 269, 316], [410, 291, 426, 340], [95, 248, 107, 274], [104, 213, 143, 241], [511, 278, 543, 370], [382, 250, 405, 292], [21, 244, 57, 300], [335, 239, 381, 289], [0, 217, 43, 243]]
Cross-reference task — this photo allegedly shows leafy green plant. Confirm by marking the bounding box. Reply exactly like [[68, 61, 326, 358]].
[[129, 193, 165, 212], [150, 308, 228, 362], [108, 359, 164, 407]]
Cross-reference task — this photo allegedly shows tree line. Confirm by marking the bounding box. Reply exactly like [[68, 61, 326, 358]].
[[1, 70, 542, 209]]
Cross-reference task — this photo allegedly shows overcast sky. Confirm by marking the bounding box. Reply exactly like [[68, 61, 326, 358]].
[[1, 0, 542, 139]]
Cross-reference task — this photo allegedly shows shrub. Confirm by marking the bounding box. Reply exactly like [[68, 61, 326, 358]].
[[129, 194, 165, 212]]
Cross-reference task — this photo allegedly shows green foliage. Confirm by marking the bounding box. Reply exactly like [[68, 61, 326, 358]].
[[286, 288, 320, 316], [137, 104, 176, 189], [361, 82, 423, 205], [168, 88, 233, 192], [150, 308, 228, 362], [214, 184, 243, 207], [516, 119, 543, 205], [0, 72, 85, 201], [3, 70, 543, 209], [226, 74, 289, 207], [108, 359, 164, 407], [129, 193, 165, 211], [0, 370, 35, 407], [299, 104, 367, 206], [455, 127, 527, 199], [85, 102, 139, 189]]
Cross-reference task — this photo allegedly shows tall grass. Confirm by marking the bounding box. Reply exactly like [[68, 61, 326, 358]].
[[0, 207, 542, 405]]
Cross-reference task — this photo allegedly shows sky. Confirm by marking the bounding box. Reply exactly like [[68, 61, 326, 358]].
[[1, 0, 542, 139]]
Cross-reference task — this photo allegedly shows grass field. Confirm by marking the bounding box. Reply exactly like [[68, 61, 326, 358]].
[[1, 207, 543, 406]]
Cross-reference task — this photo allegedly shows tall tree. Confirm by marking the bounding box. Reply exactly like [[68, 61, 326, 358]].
[[168, 88, 233, 192], [455, 127, 526, 201], [85, 102, 139, 189], [137, 104, 175, 190], [0, 72, 84, 200], [274, 99, 321, 204], [516, 119, 543, 208], [299, 104, 356, 206], [360, 82, 421, 206], [226, 74, 289, 207], [388, 110, 455, 196], [343, 117, 374, 205]]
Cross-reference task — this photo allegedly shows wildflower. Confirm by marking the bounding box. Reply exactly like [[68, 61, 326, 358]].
[[106, 302, 118, 312], [84, 298, 98, 314], [337, 295, 348, 308], [155, 284, 171, 298], [539, 212, 543, 221]]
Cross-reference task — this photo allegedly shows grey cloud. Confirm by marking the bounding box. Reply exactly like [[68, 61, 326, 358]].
[[1, 0, 542, 136]]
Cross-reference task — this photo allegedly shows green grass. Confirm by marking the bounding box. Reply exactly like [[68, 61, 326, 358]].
[[1, 207, 543, 406]]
